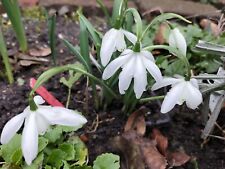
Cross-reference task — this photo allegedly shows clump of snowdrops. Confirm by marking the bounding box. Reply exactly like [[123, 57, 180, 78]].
[[1, 0, 225, 167]]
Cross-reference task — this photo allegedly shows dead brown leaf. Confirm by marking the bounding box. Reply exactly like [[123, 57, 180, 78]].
[[141, 142, 167, 169], [19, 60, 42, 66], [111, 131, 146, 169], [151, 128, 168, 156], [166, 151, 191, 167], [29, 46, 51, 57], [200, 19, 220, 37], [124, 107, 146, 136], [154, 23, 168, 45]]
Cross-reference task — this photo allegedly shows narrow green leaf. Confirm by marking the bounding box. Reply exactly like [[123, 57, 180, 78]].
[[96, 0, 111, 24], [79, 18, 91, 72], [29, 64, 118, 100], [78, 13, 102, 51], [125, 8, 142, 40], [2, 0, 27, 52], [48, 14, 57, 65], [0, 27, 14, 83], [112, 0, 124, 27], [62, 39, 90, 70]]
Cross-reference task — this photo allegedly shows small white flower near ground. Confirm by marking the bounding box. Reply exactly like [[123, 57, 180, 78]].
[[152, 77, 203, 113], [0, 95, 87, 165]]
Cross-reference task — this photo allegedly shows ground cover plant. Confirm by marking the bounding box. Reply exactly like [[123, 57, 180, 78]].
[[0, 0, 225, 168]]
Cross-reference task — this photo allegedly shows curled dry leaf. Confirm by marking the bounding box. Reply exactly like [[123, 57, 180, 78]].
[[19, 60, 41, 66], [124, 107, 146, 136], [200, 19, 220, 37], [29, 46, 51, 57], [110, 131, 146, 169], [166, 151, 191, 167], [141, 143, 167, 169], [151, 128, 168, 156]]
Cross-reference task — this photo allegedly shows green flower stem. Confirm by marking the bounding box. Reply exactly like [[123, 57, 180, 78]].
[[29, 96, 38, 111], [133, 41, 141, 52], [125, 8, 142, 41], [139, 95, 165, 103], [144, 45, 191, 79], [0, 27, 14, 84], [66, 88, 72, 108], [141, 13, 190, 41], [29, 64, 119, 100]]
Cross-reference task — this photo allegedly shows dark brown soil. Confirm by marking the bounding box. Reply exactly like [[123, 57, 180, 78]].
[[0, 15, 225, 169]]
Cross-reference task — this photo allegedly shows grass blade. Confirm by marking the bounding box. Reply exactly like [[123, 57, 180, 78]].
[[48, 13, 57, 65], [2, 0, 28, 52], [0, 27, 14, 83]]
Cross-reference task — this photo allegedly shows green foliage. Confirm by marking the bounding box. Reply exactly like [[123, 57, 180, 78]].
[[1, 0, 28, 52], [93, 153, 120, 169], [0, 126, 120, 169]]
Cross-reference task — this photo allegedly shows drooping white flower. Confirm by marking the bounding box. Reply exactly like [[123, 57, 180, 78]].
[[169, 28, 187, 57], [208, 67, 225, 112], [152, 77, 203, 113], [0, 96, 87, 165], [102, 49, 162, 99], [100, 28, 137, 66]]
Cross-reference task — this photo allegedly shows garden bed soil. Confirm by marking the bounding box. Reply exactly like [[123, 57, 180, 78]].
[[0, 14, 225, 169]]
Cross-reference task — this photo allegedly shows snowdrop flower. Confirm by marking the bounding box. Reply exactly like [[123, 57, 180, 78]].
[[100, 28, 137, 66], [169, 28, 187, 57], [152, 77, 203, 113], [0, 95, 87, 165], [102, 49, 162, 99], [208, 67, 225, 112]]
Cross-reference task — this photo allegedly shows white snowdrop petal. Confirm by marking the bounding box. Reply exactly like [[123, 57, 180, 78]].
[[118, 54, 136, 94], [102, 50, 131, 80], [134, 56, 147, 99], [141, 56, 163, 82], [0, 112, 27, 144], [169, 28, 187, 57], [209, 93, 221, 112], [161, 83, 185, 113], [100, 28, 117, 66], [185, 82, 203, 109], [38, 107, 87, 127], [115, 30, 126, 52], [22, 113, 38, 165], [51, 107, 87, 126], [152, 77, 183, 91], [141, 50, 155, 62], [34, 95, 45, 105], [122, 29, 137, 44], [36, 113, 50, 135], [190, 78, 199, 89]]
